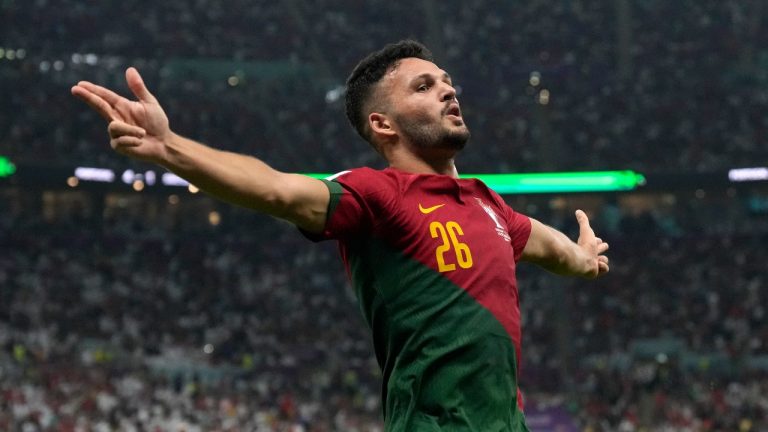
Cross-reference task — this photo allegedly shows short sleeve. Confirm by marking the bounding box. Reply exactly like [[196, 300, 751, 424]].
[[504, 207, 532, 261], [301, 168, 397, 242]]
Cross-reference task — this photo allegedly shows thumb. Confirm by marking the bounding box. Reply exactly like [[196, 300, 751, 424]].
[[575, 209, 594, 239], [125, 67, 158, 103]]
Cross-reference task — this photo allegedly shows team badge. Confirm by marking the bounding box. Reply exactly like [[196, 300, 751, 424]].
[[474, 198, 511, 242]]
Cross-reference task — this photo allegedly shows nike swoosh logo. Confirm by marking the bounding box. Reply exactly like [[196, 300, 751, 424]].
[[419, 203, 446, 214]]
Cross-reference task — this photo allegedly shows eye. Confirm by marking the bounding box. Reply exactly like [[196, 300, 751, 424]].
[[417, 84, 430, 92]]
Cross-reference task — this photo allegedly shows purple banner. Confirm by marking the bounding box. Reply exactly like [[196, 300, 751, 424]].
[[525, 405, 579, 432]]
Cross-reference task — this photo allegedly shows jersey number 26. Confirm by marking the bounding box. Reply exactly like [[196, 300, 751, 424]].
[[429, 221, 474, 272]]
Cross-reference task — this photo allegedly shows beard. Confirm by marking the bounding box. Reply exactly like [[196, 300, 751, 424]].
[[396, 112, 471, 151]]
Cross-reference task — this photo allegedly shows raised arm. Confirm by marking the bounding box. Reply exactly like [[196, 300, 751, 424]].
[[520, 210, 610, 278], [71, 67, 330, 233]]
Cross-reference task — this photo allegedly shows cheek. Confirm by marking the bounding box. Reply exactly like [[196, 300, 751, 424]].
[[396, 109, 435, 133], [401, 101, 438, 123]]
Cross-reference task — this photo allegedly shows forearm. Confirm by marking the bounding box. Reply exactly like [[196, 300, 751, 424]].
[[535, 225, 594, 277], [157, 133, 330, 232], [521, 218, 602, 279], [159, 133, 286, 212]]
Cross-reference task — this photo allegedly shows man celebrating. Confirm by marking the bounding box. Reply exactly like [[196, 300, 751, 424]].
[[72, 40, 609, 431]]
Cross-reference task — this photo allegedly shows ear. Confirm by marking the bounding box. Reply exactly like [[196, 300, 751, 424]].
[[369, 112, 397, 140]]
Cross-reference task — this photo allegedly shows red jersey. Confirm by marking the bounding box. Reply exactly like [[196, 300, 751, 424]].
[[310, 167, 532, 431]]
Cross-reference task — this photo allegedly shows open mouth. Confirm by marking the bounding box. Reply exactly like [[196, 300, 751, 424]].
[[444, 103, 462, 119]]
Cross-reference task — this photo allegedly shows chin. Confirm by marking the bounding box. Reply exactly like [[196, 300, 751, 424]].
[[401, 118, 470, 150], [442, 128, 470, 150]]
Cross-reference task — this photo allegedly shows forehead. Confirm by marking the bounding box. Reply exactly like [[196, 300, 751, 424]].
[[385, 57, 447, 85]]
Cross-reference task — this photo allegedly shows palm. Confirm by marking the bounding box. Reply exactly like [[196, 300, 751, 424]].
[[114, 98, 167, 137], [71, 67, 169, 162]]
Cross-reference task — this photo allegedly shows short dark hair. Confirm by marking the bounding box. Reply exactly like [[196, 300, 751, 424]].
[[345, 40, 434, 145]]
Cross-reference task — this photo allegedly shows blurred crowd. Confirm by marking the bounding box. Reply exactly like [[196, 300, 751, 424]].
[[565, 203, 768, 431], [1, 187, 767, 431], [3, 0, 768, 431], [1, 202, 383, 431], [2, 0, 768, 173]]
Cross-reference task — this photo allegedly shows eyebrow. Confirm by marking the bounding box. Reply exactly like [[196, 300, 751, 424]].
[[411, 72, 452, 85]]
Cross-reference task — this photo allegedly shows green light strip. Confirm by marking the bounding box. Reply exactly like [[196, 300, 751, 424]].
[[304, 170, 646, 194], [0, 156, 16, 178]]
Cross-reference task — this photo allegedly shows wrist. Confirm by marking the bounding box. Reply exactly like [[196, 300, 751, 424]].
[[154, 131, 179, 167]]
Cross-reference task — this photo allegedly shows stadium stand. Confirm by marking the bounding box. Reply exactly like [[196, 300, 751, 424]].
[[2, 0, 768, 430]]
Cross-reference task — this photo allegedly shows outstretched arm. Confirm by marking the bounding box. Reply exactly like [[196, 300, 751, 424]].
[[520, 210, 610, 278], [71, 68, 330, 233]]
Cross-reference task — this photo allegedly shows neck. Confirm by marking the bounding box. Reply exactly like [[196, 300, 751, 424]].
[[386, 146, 459, 177]]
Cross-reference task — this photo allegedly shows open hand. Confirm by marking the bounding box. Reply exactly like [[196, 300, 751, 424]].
[[71, 67, 170, 163], [575, 209, 610, 278]]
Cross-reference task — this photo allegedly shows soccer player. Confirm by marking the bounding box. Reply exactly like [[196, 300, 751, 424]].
[[72, 40, 609, 431]]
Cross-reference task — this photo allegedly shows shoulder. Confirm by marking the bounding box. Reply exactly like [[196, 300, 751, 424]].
[[327, 167, 404, 193], [466, 178, 529, 221], [324, 167, 403, 208], [327, 167, 400, 180], [463, 178, 510, 209]]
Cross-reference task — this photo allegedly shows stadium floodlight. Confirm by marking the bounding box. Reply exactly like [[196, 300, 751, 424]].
[[0, 156, 16, 178], [304, 170, 646, 194], [74, 167, 115, 183], [728, 167, 768, 182], [162, 172, 190, 187]]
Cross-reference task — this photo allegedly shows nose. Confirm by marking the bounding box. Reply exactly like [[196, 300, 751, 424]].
[[441, 83, 456, 102]]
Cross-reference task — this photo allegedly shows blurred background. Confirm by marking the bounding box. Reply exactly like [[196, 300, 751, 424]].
[[1, 0, 768, 431]]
